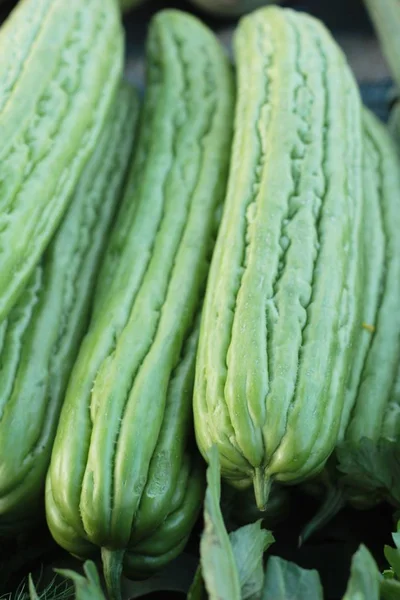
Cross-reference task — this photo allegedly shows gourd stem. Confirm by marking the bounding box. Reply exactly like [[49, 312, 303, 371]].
[[298, 487, 346, 547], [101, 548, 125, 600], [253, 468, 271, 511]]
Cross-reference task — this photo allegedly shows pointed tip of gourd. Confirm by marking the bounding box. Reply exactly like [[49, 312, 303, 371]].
[[101, 548, 125, 600], [253, 468, 272, 511]]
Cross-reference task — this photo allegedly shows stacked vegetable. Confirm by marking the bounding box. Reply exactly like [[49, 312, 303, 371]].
[[1, 0, 400, 598]]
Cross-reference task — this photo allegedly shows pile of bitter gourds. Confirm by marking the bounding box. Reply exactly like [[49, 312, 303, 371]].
[[0, 0, 400, 597]]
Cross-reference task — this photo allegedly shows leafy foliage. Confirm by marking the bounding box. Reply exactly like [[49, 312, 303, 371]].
[[262, 556, 324, 600], [337, 438, 400, 507], [342, 545, 381, 600]]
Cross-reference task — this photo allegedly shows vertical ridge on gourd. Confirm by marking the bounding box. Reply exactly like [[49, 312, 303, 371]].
[[45, 8, 234, 588], [338, 109, 387, 441], [0, 0, 123, 323], [335, 109, 400, 507], [363, 0, 400, 89], [300, 109, 400, 542], [193, 6, 364, 509], [343, 109, 400, 446], [0, 84, 140, 535]]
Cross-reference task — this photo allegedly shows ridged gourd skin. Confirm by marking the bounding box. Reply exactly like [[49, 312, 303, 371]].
[[187, 0, 280, 17], [363, 0, 400, 89], [337, 109, 387, 442], [0, 84, 139, 536], [45, 9, 234, 581], [0, 0, 123, 323], [336, 109, 400, 509], [193, 5, 364, 509], [298, 111, 400, 542]]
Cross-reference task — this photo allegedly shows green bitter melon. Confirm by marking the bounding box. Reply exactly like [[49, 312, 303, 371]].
[[0, 0, 123, 322], [336, 111, 400, 510], [300, 108, 400, 542], [0, 84, 139, 536], [45, 8, 235, 592], [193, 5, 365, 510]]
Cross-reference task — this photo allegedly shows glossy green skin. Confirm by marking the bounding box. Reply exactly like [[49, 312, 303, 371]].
[[0, 85, 139, 536], [187, 0, 280, 17], [193, 6, 364, 508], [45, 9, 234, 579], [364, 0, 400, 89], [0, 0, 123, 323]]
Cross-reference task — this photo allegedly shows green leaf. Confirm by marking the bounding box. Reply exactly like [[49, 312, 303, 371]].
[[55, 561, 106, 600], [342, 545, 381, 600], [1, 571, 74, 600], [336, 438, 400, 507], [28, 577, 40, 600], [392, 531, 400, 550], [229, 521, 274, 600], [187, 566, 207, 600], [383, 570, 396, 581], [385, 546, 400, 580], [381, 578, 400, 600], [200, 446, 241, 600], [261, 556, 323, 600]]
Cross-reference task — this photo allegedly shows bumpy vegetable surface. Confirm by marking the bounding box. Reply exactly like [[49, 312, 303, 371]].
[[337, 111, 400, 509], [0, 0, 123, 323], [45, 9, 234, 588], [193, 5, 364, 509], [300, 109, 400, 541], [0, 84, 139, 536], [364, 0, 400, 88], [341, 110, 400, 451], [188, 0, 279, 17]]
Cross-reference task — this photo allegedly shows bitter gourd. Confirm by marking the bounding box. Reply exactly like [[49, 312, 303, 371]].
[[45, 9, 234, 592], [0, 0, 123, 323], [340, 109, 400, 451], [0, 84, 139, 536], [193, 5, 364, 509], [300, 108, 400, 541], [187, 0, 280, 17], [336, 112, 400, 509]]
